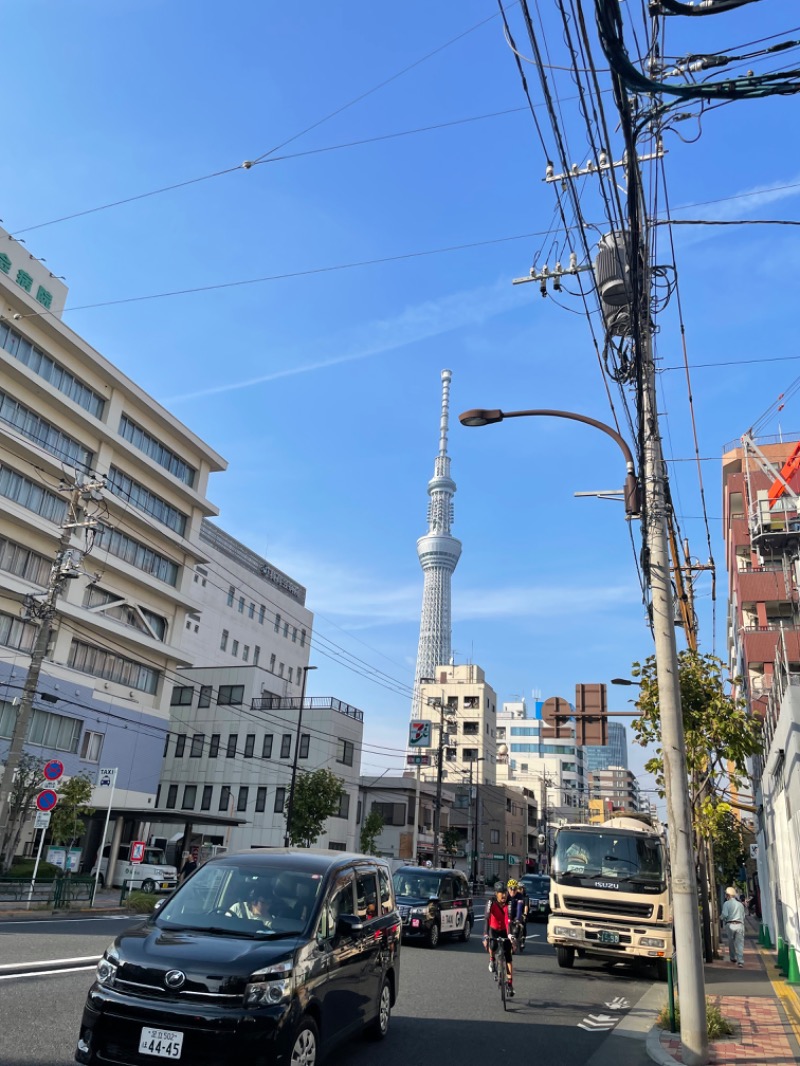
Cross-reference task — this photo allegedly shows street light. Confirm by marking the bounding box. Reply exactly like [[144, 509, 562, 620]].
[[459, 408, 640, 518], [284, 665, 317, 847]]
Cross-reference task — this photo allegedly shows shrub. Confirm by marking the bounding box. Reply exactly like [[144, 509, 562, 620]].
[[656, 998, 735, 1039], [126, 892, 159, 914], [8, 859, 62, 881]]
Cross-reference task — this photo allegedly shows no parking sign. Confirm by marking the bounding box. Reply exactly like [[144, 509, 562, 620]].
[[36, 789, 59, 812]]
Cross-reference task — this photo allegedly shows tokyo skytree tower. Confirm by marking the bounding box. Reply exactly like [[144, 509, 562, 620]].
[[412, 369, 462, 713]]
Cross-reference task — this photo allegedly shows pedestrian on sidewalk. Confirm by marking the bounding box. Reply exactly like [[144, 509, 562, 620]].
[[721, 886, 746, 966]]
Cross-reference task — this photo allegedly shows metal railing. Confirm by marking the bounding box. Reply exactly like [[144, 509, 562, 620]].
[[251, 695, 364, 721], [0, 875, 96, 910]]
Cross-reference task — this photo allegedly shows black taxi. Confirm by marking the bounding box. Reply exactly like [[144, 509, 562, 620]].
[[75, 850, 401, 1066], [392, 866, 473, 948]]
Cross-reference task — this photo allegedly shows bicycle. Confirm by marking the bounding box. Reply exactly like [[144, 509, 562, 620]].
[[511, 917, 526, 953], [489, 936, 513, 1010]]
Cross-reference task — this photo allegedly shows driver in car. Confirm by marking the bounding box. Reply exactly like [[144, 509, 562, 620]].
[[227, 888, 274, 925]]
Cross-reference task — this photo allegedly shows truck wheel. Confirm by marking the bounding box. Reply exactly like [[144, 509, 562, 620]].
[[426, 922, 440, 949], [141, 879, 156, 894], [556, 946, 575, 969]]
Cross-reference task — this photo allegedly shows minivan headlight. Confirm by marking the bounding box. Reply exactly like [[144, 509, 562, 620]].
[[244, 959, 293, 1008], [96, 946, 119, 987]]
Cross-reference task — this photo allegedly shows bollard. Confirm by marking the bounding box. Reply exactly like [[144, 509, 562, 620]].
[[666, 958, 677, 1033], [786, 946, 800, 986], [777, 938, 788, 974], [762, 924, 773, 950]]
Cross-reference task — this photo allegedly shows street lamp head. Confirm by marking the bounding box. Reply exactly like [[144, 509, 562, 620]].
[[303, 665, 318, 673], [459, 408, 504, 428], [610, 677, 637, 686]]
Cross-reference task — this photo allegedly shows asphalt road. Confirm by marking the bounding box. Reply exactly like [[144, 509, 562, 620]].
[[0, 914, 659, 1066]]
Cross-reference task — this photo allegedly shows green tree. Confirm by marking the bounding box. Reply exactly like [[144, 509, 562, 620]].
[[442, 827, 461, 862], [359, 809, 385, 855], [631, 650, 762, 835], [285, 769, 345, 848], [0, 754, 43, 873], [709, 807, 749, 889], [49, 773, 94, 851]]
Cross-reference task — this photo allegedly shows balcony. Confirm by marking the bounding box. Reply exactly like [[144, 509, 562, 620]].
[[250, 695, 364, 722], [736, 569, 790, 603], [740, 626, 800, 666]]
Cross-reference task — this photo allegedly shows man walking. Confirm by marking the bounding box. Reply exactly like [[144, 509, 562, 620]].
[[721, 886, 746, 966]]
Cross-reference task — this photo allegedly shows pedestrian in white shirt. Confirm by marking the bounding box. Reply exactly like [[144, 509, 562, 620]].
[[721, 886, 746, 966]]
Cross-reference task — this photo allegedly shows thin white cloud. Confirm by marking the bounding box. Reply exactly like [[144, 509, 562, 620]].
[[165, 279, 523, 403]]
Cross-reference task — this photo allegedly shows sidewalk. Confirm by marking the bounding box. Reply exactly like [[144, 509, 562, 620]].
[[647, 918, 800, 1065]]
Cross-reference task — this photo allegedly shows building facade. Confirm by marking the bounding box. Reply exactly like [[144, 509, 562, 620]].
[[583, 721, 628, 773], [418, 663, 498, 789], [0, 226, 226, 864], [357, 776, 455, 865]]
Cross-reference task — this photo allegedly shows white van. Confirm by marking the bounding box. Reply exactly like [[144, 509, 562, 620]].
[[93, 844, 178, 893]]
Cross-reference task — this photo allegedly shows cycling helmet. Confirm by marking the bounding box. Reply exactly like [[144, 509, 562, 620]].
[[507, 878, 519, 890], [494, 881, 507, 893]]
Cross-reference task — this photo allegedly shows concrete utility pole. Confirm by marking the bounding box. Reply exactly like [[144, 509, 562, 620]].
[[0, 478, 102, 865], [431, 694, 446, 868]]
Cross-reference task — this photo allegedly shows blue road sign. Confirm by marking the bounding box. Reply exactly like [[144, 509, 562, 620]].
[[43, 760, 64, 782], [36, 789, 59, 812]]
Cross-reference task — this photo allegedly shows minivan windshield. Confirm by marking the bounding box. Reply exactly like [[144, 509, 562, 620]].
[[157, 862, 325, 938], [393, 872, 445, 899]]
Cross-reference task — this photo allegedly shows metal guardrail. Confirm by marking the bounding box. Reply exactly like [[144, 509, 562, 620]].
[[119, 877, 176, 904], [0, 875, 96, 910]]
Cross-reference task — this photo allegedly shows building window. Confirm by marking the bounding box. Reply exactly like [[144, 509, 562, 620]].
[[106, 466, 188, 536], [232, 640, 239, 657], [336, 739, 354, 766], [218, 685, 244, 706], [226, 734, 238, 758], [166, 784, 178, 809], [269, 653, 276, 671], [274, 613, 281, 633], [280, 734, 291, 759], [219, 785, 231, 811], [190, 734, 204, 757], [238, 596, 245, 614], [174, 735, 186, 758], [244, 734, 255, 758], [256, 787, 267, 812], [68, 638, 160, 694], [0, 610, 36, 653], [0, 390, 93, 470], [262, 734, 274, 758], [118, 414, 196, 486], [278, 662, 284, 677], [0, 462, 67, 525], [220, 630, 229, 652], [463, 748, 478, 762], [170, 686, 193, 707], [237, 786, 249, 812], [258, 606, 265, 625], [182, 785, 197, 810], [274, 787, 286, 813], [83, 585, 168, 642], [248, 602, 255, 619], [299, 734, 310, 759], [288, 667, 293, 683], [242, 645, 249, 662], [300, 629, 306, 647], [227, 586, 235, 607], [0, 320, 105, 417], [198, 686, 212, 709], [292, 627, 297, 643], [95, 525, 179, 586], [334, 793, 350, 819], [209, 734, 220, 758], [490, 829, 500, 844], [163, 734, 170, 758], [0, 534, 51, 586], [253, 646, 260, 666], [283, 622, 289, 638], [80, 730, 104, 762], [201, 785, 213, 811]]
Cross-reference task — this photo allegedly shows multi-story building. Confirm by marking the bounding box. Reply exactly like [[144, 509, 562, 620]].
[[357, 776, 455, 865], [156, 664, 363, 855], [418, 663, 498, 787], [447, 781, 535, 885], [588, 766, 639, 814], [723, 433, 800, 949], [0, 226, 226, 864], [583, 722, 628, 773]]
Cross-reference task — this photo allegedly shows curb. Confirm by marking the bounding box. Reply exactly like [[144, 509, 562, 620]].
[[645, 1026, 677, 1066]]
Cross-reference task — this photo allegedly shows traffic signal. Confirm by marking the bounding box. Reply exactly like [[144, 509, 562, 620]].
[[574, 683, 608, 746]]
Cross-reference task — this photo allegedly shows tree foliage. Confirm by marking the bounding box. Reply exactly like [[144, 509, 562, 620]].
[[359, 809, 385, 855], [709, 807, 750, 888], [285, 769, 345, 848], [0, 754, 42, 873], [442, 827, 461, 857], [49, 773, 94, 848], [631, 650, 762, 838]]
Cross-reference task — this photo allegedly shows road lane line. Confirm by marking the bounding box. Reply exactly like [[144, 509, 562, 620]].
[[0, 955, 101, 973], [0, 915, 131, 926], [0, 965, 97, 981]]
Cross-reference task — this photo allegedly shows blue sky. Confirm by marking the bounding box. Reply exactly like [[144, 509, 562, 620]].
[[4, 2, 800, 806]]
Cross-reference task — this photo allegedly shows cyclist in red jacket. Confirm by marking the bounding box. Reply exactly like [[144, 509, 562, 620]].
[[483, 881, 515, 997]]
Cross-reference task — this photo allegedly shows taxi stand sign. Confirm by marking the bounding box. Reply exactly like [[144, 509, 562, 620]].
[[92, 768, 119, 907]]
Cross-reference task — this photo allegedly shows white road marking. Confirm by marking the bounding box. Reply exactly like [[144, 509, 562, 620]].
[[0, 915, 130, 926], [0, 965, 96, 981], [605, 996, 630, 1010], [0, 955, 101, 973]]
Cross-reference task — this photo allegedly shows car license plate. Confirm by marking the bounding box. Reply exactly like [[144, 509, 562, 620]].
[[599, 931, 620, 945], [159, 882, 170, 891], [139, 1028, 183, 1059]]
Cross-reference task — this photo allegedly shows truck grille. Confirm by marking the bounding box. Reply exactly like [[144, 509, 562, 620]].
[[563, 896, 654, 920]]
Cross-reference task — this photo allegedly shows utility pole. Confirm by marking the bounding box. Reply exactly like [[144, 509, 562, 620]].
[[431, 694, 446, 868], [0, 477, 102, 867]]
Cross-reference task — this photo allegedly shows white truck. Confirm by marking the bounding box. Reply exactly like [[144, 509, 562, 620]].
[[547, 816, 672, 979], [93, 843, 178, 893]]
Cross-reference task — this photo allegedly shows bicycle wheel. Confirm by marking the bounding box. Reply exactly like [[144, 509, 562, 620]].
[[497, 948, 507, 1010]]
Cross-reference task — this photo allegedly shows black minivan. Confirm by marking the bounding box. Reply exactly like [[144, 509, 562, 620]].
[[75, 850, 401, 1066]]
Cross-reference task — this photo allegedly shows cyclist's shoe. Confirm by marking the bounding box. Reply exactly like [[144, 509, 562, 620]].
[[507, 983, 515, 998], [488, 961, 495, 973]]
